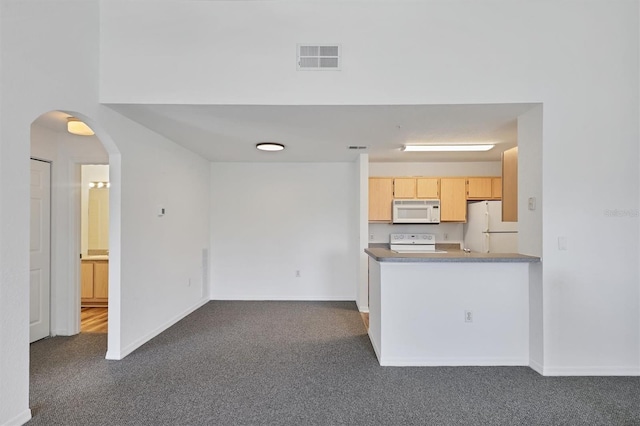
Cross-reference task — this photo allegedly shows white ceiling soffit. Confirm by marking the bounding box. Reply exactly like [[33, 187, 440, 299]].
[[105, 104, 536, 163]]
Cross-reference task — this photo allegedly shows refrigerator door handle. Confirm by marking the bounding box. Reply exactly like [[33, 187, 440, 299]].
[[484, 211, 490, 232], [484, 233, 490, 253]]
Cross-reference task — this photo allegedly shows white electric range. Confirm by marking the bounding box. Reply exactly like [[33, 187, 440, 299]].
[[389, 233, 447, 253]]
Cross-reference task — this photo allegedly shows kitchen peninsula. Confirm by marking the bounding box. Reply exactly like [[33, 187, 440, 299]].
[[365, 246, 539, 367]]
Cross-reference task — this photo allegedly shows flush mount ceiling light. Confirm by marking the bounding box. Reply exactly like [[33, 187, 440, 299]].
[[256, 142, 285, 152], [401, 144, 495, 152], [67, 117, 95, 136]]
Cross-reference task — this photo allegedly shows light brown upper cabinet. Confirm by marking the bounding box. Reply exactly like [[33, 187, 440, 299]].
[[369, 178, 394, 222], [416, 178, 440, 199], [491, 177, 502, 199], [466, 177, 502, 200], [440, 178, 467, 222], [502, 147, 518, 222], [392, 177, 440, 199], [466, 177, 493, 200], [393, 178, 416, 199]]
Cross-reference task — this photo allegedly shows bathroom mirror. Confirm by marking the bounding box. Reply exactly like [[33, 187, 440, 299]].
[[88, 187, 109, 255]]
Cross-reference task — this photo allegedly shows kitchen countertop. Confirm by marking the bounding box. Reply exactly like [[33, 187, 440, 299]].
[[82, 255, 109, 261], [365, 245, 539, 263]]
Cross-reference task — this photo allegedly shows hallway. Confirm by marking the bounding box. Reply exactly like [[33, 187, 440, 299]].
[[80, 308, 108, 334]]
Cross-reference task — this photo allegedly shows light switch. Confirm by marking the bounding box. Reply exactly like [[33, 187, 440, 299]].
[[528, 197, 536, 211]]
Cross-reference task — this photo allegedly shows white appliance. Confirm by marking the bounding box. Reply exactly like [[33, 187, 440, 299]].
[[392, 199, 440, 224], [389, 233, 447, 253], [463, 201, 518, 253]]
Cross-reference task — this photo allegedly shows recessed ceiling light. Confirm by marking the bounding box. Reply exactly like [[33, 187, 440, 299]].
[[256, 142, 285, 152], [401, 144, 495, 152], [67, 117, 95, 136]]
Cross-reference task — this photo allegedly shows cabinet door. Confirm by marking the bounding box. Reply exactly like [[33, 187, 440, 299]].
[[440, 178, 467, 222], [491, 177, 502, 199], [94, 261, 109, 299], [393, 178, 416, 198], [416, 178, 439, 199], [466, 178, 493, 200], [81, 262, 94, 299], [502, 147, 518, 221], [369, 178, 394, 222]]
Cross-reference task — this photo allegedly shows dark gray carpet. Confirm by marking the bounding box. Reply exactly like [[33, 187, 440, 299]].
[[29, 301, 639, 425]]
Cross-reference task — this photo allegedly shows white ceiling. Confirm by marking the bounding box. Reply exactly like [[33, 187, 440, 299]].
[[35, 103, 536, 162]]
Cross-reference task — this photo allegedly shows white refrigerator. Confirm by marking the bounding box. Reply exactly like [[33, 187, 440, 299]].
[[463, 201, 518, 253]]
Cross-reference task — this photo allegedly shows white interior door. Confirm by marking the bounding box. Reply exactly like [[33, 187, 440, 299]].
[[30, 159, 51, 343]]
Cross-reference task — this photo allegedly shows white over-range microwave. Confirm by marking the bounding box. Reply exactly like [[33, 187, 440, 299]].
[[392, 199, 441, 224]]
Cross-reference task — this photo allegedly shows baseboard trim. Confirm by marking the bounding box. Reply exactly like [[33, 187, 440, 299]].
[[378, 357, 529, 367], [355, 299, 369, 313], [1, 409, 31, 426], [106, 298, 209, 360], [541, 365, 640, 376], [211, 296, 356, 301], [529, 358, 544, 375], [368, 329, 382, 362]]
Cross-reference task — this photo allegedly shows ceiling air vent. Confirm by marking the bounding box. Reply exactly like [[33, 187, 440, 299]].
[[348, 146, 367, 150], [297, 44, 341, 70]]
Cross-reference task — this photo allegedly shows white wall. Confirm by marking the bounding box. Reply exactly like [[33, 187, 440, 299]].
[[210, 162, 357, 301], [517, 107, 543, 258], [99, 0, 640, 375], [370, 261, 530, 366], [356, 154, 369, 311], [81, 164, 109, 257], [102, 108, 211, 358], [515, 106, 545, 373], [0, 5, 637, 424], [2, 3, 103, 422], [369, 161, 502, 177], [1, 3, 212, 424]]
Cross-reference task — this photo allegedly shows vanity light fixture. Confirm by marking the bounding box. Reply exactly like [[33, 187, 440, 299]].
[[256, 142, 285, 152], [67, 117, 95, 136], [90, 181, 110, 188], [401, 144, 495, 152]]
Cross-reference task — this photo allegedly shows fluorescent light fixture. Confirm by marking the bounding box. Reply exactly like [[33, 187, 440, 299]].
[[67, 117, 95, 136], [402, 144, 495, 152], [256, 142, 285, 152]]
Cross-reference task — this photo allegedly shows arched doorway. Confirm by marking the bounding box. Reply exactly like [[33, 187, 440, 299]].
[[29, 110, 121, 358]]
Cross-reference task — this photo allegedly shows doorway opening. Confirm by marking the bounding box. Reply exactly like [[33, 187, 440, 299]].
[[29, 110, 120, 352], [80, 165, 110, 334]]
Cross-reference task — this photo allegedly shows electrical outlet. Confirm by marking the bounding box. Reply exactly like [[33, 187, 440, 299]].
[[464, 310, 473, 323], [295, 270, 301, 277], [370, 233, 375, 241]]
